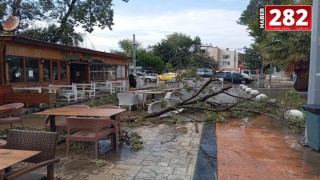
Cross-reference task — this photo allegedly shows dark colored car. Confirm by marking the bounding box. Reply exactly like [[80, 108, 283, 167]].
[[215, 71, 254, 84]]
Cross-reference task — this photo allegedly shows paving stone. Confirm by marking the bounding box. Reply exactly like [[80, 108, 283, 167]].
[[187, 163, 196, 175], [121, 170, 140, 177], [140, 160, 158, 166], [157, 161, 170, 167], [167, 174, 192, 180], [114, 164, 143, 171], [169, 157, 191, 168], [173, 167, 188, 175], [141, 165, 174, 174], [107, 169, 125, 176], [134, 172, 168, 180], [118, 158, 144, 165]]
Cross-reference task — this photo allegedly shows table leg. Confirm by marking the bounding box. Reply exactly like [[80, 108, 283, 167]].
[[49, 115, 56, 132], [0, 169, 4, 180], [111, 114, 121, 137]]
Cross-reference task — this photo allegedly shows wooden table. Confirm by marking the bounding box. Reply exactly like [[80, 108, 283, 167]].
[[162, 87, 183, 92], [34, 108, 126, 132], [0, 106, 14, 113], [0, 149, 40, 178]]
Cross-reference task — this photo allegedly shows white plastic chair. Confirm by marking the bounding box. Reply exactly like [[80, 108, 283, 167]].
[[179, 89, 194, 101], [147, 98, 183, 117], [117, 93, 138, 111]]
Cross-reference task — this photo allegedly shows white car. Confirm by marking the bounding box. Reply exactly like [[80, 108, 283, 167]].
[[134, 72, 157, 82]]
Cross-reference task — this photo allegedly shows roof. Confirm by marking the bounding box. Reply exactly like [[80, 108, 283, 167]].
[[0, 35, 128, 60]]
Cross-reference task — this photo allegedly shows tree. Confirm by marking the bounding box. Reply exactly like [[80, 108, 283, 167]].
[[239, 45, 263, 70], [238, 0, 312, 91], [152, 33, 201, 70], [1, 0, 129, 45], [188, 51, 217, 70], [117, 39, 141, 59], [136, 48, 165, 72]]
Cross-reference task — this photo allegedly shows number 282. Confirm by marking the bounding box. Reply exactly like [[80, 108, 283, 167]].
[[269, 9, 308, 26]]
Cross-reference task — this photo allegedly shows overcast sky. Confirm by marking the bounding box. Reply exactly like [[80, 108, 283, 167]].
[[79, 0, 253, 52]]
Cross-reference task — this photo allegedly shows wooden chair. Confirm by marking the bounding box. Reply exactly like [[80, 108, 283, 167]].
[[0, 103, 24, 129], [44, 105, 90, 131], [3, 129, 60, 180], [96, 105, 121, 135], [66, 117, 119, 159]]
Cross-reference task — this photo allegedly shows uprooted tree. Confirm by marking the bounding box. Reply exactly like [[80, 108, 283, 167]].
[[142, 73, 306, 133]]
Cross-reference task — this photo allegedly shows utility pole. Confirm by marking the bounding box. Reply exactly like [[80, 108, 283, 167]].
[[132, 34, 137, 73], [300, 0, 320, 146], [308, 1, 320, 105]]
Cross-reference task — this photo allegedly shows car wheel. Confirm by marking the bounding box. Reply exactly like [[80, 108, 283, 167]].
[[145, 78, 151, 82], [241, 80, 246, 84]]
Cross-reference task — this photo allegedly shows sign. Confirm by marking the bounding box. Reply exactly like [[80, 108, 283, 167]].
[[260, 5, 312, 31]]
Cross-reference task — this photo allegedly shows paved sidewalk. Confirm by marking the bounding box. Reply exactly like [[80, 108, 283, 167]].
[[53, 123, 202, 180]]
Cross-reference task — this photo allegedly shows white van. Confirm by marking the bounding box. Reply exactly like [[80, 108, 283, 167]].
[[240, 70, 257, 78]]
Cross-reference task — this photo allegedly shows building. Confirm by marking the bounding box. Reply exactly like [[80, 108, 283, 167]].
[[206, 46, 241, 72], [0, 36, 128, 86]]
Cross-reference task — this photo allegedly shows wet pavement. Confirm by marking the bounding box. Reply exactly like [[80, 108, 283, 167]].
[[217, 116, 320, 179]]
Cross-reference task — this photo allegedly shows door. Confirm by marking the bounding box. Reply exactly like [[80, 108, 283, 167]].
[[70, 63, 88, 83]]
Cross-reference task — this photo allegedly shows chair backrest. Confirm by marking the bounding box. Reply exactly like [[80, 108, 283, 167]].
[[147, 98, 183, 117], [164, 92, 173, 99], [117, 93, 138, 105], [0, 103, 24, 118], [6, 130, 58, 163], [66, 117, 118, 133]]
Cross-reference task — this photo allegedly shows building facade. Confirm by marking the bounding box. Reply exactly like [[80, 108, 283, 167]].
[[206, 46, 241, 72], [0, 36, 128, 86]]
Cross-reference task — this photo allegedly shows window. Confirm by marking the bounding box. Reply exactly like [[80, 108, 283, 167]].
[[222, 61, 230, 66], [26, 58, 39, 82], [117, 66, 126, 79], [90, 60, 106, 81], [43, 60, 51, 81], [222, 55, 230, 59], [52, 61, 58, 80], [8, 56, 24, 83], [60, 61, 67, 81]]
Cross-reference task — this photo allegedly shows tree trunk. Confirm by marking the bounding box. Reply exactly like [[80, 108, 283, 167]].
[[293, 60, 309, 92]]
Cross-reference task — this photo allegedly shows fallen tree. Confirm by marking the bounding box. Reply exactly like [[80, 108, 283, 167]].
[[143, 74, 306, 132]]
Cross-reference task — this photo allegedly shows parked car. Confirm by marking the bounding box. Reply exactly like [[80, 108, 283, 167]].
[[158, 73, 176, 81], [215, 71, 253, 84], [240, 70, 257, 79], [133, 72, 157, 82]]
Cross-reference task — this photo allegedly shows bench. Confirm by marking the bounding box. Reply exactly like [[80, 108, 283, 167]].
[[49, 84, 84, 103], [72, 83, 96, 98], [3, 92, 56, 107]]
